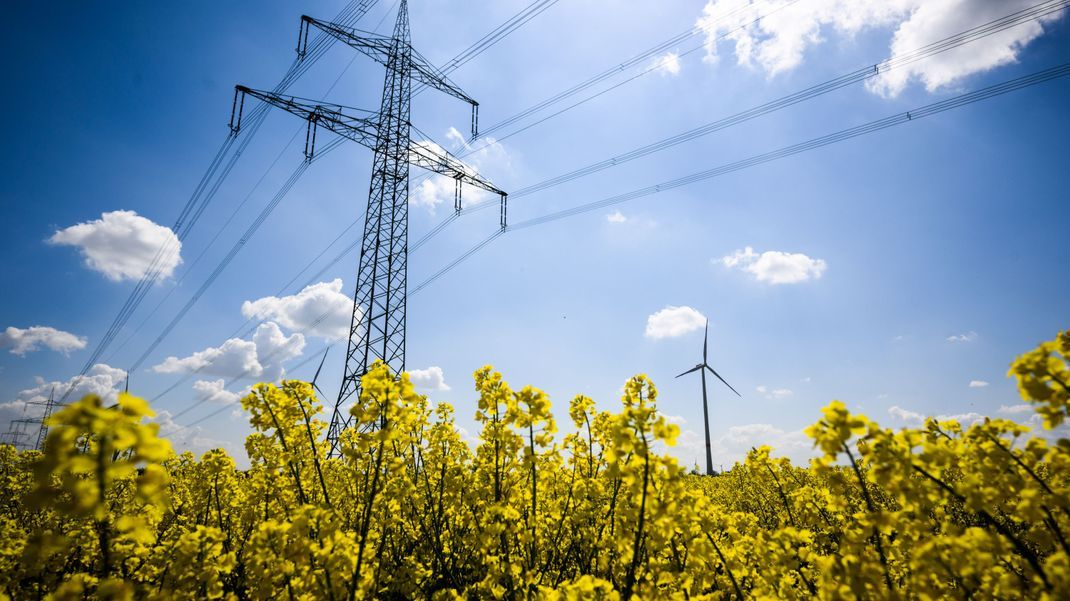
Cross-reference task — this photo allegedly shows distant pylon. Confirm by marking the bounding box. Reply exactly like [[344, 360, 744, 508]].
[[31, 386, 57, 451], [229, 0, 507, 456]]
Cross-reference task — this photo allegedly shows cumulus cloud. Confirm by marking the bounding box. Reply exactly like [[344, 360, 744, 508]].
[[888, 405, 984, 427], [49, 210, 182, 282], [192, 379, 242, 406], [653, 51, 682, 75], [756, 385, 794, 399], [888, 405, 925, 424], [153, 322, 304, 383], [661, 414, 688, 426], [408, 366, 450, 391], [998, 404, 1032, 415], [947, 331, 979, 343], [696, 0, 1064, 96], [410, 128, 512, 213], [152, 409, 236, 457], [0, 326, 86, 356], [241, 279, 353, 341], [1, 364, 126, 421], [645, 306, 706, 339], [606, 211, 627, 224], [719, 246, 826, 284], [668, 422, 817, 470], [968, 380, 989, 388]]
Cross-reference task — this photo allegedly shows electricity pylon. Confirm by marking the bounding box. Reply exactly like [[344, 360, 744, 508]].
[[0, 418, 31, 449], [675, 321, 740, 476], [229, 0, 507, 455], [31, 386, 58, 451]]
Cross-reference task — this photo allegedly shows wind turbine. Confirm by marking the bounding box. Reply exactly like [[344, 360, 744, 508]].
[[310, 347, 331, 399], [676, 321, 740, 476]]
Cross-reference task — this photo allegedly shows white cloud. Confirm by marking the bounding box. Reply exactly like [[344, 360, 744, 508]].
[[192, 379, 242, 406], [756, 385, 794, 399], [869, 0, 1064, 97], [153, 322, 305, 383], [718, 423, 815, 467], [0, 326, 86, 356], [49, 210, 182, 282], [696, 0, 1064, 97], [645, 306, 706, 339], [153, 338, 259, 378], [410, 128, 511, 213], [888, 405, 925, 425], [606, 211, 627, 224], [888, 404, 984, 427], [241, 279, 352, 341], [152, 409, 236, 458], [718, 246, 826, 284], [947, 331, 979, 343], [1, 364, 127, 421], [662, 414, 688, 425], [408, 366, 450, 391], [653, 51, 682, 75], [998, 404, 1033, 415], [968, 380, 989, 388]]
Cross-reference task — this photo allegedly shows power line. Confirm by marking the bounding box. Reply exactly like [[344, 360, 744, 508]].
[[413, 0, 563, 96], [148, 1, 557, 422], [507, 0, 1070, 199], [407, 62, 1070, 292], [104, 20, 385, 366], [479, 0, 783, 137], [407, 0, 1070, 255], [128, 134, 351, 374], [112, 1, 1068, 385], [48, 0, 381, 414]]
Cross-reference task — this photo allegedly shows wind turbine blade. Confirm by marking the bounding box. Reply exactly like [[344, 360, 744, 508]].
[[675, 365, 703, 378], [703, 320, 709, 363], [705, 364, 741, 397], [312, 347, 331, 387]]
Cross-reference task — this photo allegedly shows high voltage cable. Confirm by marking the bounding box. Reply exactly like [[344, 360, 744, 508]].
[[505, 0, 1070, 200], [128, 135, 350, 374], [480, 0, 777, 136], [104, 125, 306, 363], [404, 0, 804, 206], [162, 297, 344, 419], [412, 0, 563, 97], [146, 1, 563, 418], [105, 32, 376, 365], [405, 62, 1070, 294], [51, 0, 380, 408], [158, 4, 1063, 435], [172, 344, 330, 431], [101, 1, 381, 376], [128, 161, 312, 373], [409, 0, 1070, 257]]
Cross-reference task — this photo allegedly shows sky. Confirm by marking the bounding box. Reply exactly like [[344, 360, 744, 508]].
[[1, 0, 1068, 469]]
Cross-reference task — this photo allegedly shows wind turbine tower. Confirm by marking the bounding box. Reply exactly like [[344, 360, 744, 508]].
[[675, 321, 740, 476]]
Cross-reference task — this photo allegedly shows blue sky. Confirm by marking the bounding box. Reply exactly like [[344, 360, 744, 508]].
[[1, 0, 1068, 467]]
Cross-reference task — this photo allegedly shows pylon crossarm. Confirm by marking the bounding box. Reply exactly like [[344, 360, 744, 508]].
[[302, 15, 479, 135], [233, 86, 380, 151], [301, 16, 394, 64], [408, 139, 505, 196]]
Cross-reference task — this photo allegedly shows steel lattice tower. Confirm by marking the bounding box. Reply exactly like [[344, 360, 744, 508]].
[[229, 0, 507, 456], [338, 3, 414, 440]]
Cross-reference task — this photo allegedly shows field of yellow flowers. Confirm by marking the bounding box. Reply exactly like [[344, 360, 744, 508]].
[[0, 330, 1067, 599]]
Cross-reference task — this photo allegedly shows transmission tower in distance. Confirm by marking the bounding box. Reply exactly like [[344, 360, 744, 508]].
[[229, 0, 507, 455]]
